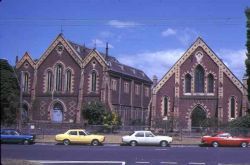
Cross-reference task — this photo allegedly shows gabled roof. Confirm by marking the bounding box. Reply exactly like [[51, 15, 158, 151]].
[[16, 33, 152, 83], [16, 52, 35, 69], [36, 33, 82, 69], [68, 39, 152, 83], [153, 37, 244, 94]]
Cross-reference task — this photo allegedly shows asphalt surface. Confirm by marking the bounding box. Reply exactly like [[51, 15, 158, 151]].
[[1, 144, 250, 165]]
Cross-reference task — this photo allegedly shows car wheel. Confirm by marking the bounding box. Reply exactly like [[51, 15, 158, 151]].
[[63, 139, 70, 146], [23, 140, 29, 145], [212, 141, 219, 148], [91, 139, 100, 146], [130, 141, 137, 147], [160, 141, 168, 147], [241, 142, 248, 148]]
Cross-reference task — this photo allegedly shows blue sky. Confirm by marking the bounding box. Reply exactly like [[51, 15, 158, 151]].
[[0, 0, 249, 80]]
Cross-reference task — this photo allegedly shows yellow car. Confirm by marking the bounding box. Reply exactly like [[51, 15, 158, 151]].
[[55, 129, 105, 146]]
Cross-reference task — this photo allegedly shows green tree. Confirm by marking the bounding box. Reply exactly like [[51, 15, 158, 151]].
[[229, 115, 250, 128], [82, 101, 121, 129], [0, 59, 19, 125], [245, 8, 250, 111], [82, 101, 106, 125]]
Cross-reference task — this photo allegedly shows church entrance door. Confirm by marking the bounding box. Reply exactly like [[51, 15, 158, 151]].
[[52, 103, 63, 122], [191, 106, 206, 128]]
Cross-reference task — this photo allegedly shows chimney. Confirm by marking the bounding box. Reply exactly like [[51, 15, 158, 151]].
[[15, 56, 19, 64], [106, 42, 109, 57], [153, 75, 158, 87]]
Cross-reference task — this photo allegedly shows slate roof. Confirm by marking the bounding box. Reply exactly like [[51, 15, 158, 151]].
[[68, 40, 152, 83]]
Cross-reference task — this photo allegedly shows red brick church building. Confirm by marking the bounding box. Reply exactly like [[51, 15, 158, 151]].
[[15, 33, 152, 125], [150, 38, 248, 130]]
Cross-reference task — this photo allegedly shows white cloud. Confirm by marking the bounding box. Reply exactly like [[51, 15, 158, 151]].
[[107, 20, 140, 28], [161, 28, 176, 37], [117, 49, 184, 79], [177, 28, 199, 45], [100, 31, 114, 38], [91, 39, 114, 48], [117, 48, 246, 81], [161, 27, 199, 46], [217, 49, 246, 79]]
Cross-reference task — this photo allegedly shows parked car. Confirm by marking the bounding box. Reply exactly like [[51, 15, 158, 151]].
[[0, 129, 35, 145], [55, 129, 105, 146], [201, 132, 250, 147], [122, 130, 173, 147]]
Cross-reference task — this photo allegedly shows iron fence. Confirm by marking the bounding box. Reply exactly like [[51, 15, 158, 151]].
[[1, 122, 250, 138]]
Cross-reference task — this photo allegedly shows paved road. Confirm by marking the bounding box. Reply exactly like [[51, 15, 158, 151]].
[[1, 144, 250, 165]]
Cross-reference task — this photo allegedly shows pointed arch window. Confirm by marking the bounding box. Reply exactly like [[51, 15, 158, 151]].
[[66, 70, 72, 92], [230, 97, 236, 118], [195, 65, 204, 93], [91, 71, 97, 92], [185, 74, 192, 93], [55, 64, 63, 91], [207, 74, 214, 93], [23, 72, 29, 93], [47, 71, 53, 92], [163, 96, 169, 116]]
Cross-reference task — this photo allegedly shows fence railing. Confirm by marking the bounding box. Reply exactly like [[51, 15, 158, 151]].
[[2, 123, 250, 138]]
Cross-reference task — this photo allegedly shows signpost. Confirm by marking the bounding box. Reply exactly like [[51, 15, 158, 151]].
[[163, 116, 168, 135]]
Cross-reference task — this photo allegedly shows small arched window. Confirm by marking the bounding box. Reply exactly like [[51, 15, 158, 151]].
[[23, 72, 29, 93], [207, 74, 214, 93], [91, 71, 97, 92], [47, 71, 53, 92], [185, 74, 192, 93], [230, 97, 236, 118], [195, 65, 204, 93], [55, 64, 63, 91], [66, 70, 72, 92], [163, 96, 168, 116]]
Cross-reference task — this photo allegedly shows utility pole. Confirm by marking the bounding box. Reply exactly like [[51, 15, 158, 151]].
[[19, 71, 23, 131]]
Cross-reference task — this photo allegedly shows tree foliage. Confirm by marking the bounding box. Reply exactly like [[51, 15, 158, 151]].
[[229, 115, 250, 128], [0, 59, 19, 125], [82, 101, 121, 126]]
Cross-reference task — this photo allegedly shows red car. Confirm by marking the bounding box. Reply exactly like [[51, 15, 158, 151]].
[[201, 132, 250, 147]]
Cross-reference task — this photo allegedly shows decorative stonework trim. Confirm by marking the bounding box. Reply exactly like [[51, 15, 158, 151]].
[[227, 95, 238, 121], [21, 71, 31, 94], [206, 72, 217, 94], [53, 61, 66, 93], [43, 68, 53, 93], [153, 37, 244, 94], [16, 52, 35, 69], [65, 67, 75, 93], [48, 99, 67, 121], [186, 102, 211, 119], [82, 50, 107, 68], [36, 34, 82, 69], [88, 69, 99, 93], [161, 96, 170, 117]]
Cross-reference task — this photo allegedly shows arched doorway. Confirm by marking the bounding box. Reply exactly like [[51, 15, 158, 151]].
[[191, 106, 206, 128], [52, 103, 63, 123]]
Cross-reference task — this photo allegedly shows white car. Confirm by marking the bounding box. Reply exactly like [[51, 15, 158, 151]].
[[122, 130, 173, 147]]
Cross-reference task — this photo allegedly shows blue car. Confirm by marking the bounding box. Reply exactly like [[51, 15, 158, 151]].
[[0, 129, 35, 144]]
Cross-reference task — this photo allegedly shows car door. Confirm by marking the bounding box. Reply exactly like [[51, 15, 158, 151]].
[[144, 132, 157, 145], [134, 132, 146, 145], [68, 131, 79, 143], [217, 133, 230, 146], [78, 131, 90, 144]]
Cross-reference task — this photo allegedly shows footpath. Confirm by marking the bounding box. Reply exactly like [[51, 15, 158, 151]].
[[35, 134, 201, 145]]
